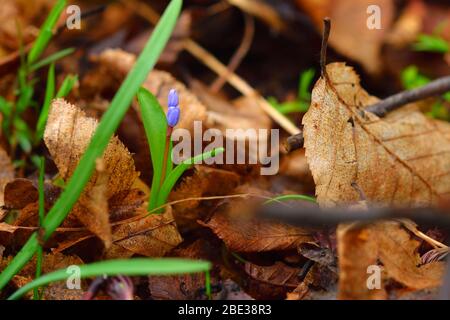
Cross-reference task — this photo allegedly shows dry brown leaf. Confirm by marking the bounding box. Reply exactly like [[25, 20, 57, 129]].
[[44, 99, 138, 197], [44, 99, 139, 245], [0, 252, 85, 300], [244, 261, 302, 299], [0, 222, 18, 233], [149, 239, 219, 300], [244, 261, 300, 289], [201, 205, 312, 252], [88, 49, 207, 133], [4, 179, 38, 209], [170, 165, 240, 230], [0, 147, 14, 206], [303, 62, 450, 207], [73, 159, 111, 248], [105, 206, 182, 258], [337, 221, 445, 300], [296, 0, 394, 74], [374, 222, 445, 290], [337, 223, 386, 300]]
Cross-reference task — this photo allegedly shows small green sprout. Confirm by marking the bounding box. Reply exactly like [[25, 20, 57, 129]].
[[264, 194, 317, 205], [269, 68, 315, 114]]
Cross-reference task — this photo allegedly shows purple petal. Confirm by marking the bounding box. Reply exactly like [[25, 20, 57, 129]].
[[167, 107, 180, 127], [168, 89, 179, 108]]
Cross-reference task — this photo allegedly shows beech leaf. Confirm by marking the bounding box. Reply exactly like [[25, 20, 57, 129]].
[[303, 63, 450, 207]]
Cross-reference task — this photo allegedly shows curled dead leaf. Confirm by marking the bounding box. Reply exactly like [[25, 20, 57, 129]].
[[303, 63, 450, 207], [44, 99, 139, 246]]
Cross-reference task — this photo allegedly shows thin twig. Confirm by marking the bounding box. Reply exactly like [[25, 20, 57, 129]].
[[285, 131, 304, 152], [320, 17, 331, 78], [366, 76, 450, 117], [210, 13, 255, 93], [261, 204, 450, 228]]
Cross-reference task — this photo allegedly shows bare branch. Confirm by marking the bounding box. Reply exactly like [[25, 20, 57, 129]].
[[260, 204, 450, 228], [285, 132, 304, 152], [366, 75, 450, 117]]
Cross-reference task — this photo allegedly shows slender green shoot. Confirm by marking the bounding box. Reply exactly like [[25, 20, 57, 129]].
[[34, 157, 46, 300], [29, 48, 75, 72], [9, 258, 210, 300], [27, 0, 67, 65], [56, 74, 78, 98], [137, 88, 167, 211], [0, 0, 183, 291], [138, 88, 223, 213], [205, 270, 212, 300], [264, 194, 316, 205], [156, 147, 225, 208], [269, 68, 315, 114], [36, 63, 55, 143]]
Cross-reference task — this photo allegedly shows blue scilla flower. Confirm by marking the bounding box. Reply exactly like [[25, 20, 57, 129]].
[[167, 89, 180, 127]]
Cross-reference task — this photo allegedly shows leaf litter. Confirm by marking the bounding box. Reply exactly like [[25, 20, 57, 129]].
[[0, 0, 450, 301]]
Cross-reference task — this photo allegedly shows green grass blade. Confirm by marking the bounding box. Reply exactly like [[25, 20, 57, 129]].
[[156, 147, 224, 208], [137, 88, 167, 211], [27, 0, 67, 65], [16, 85, 34, 113], [36, 63, 56, 143], [413, 34, 449, 53], [9, 258, 210, 300], [264, 194, 317, 205], [34, 157, 46, 300], [298, 68, 315, 101], [56, 74, 78, 98], [0, 97, 12, 117], [205, 270, 211, 300], [0, 0, 183, 291], [29, 48, 75, 72]]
